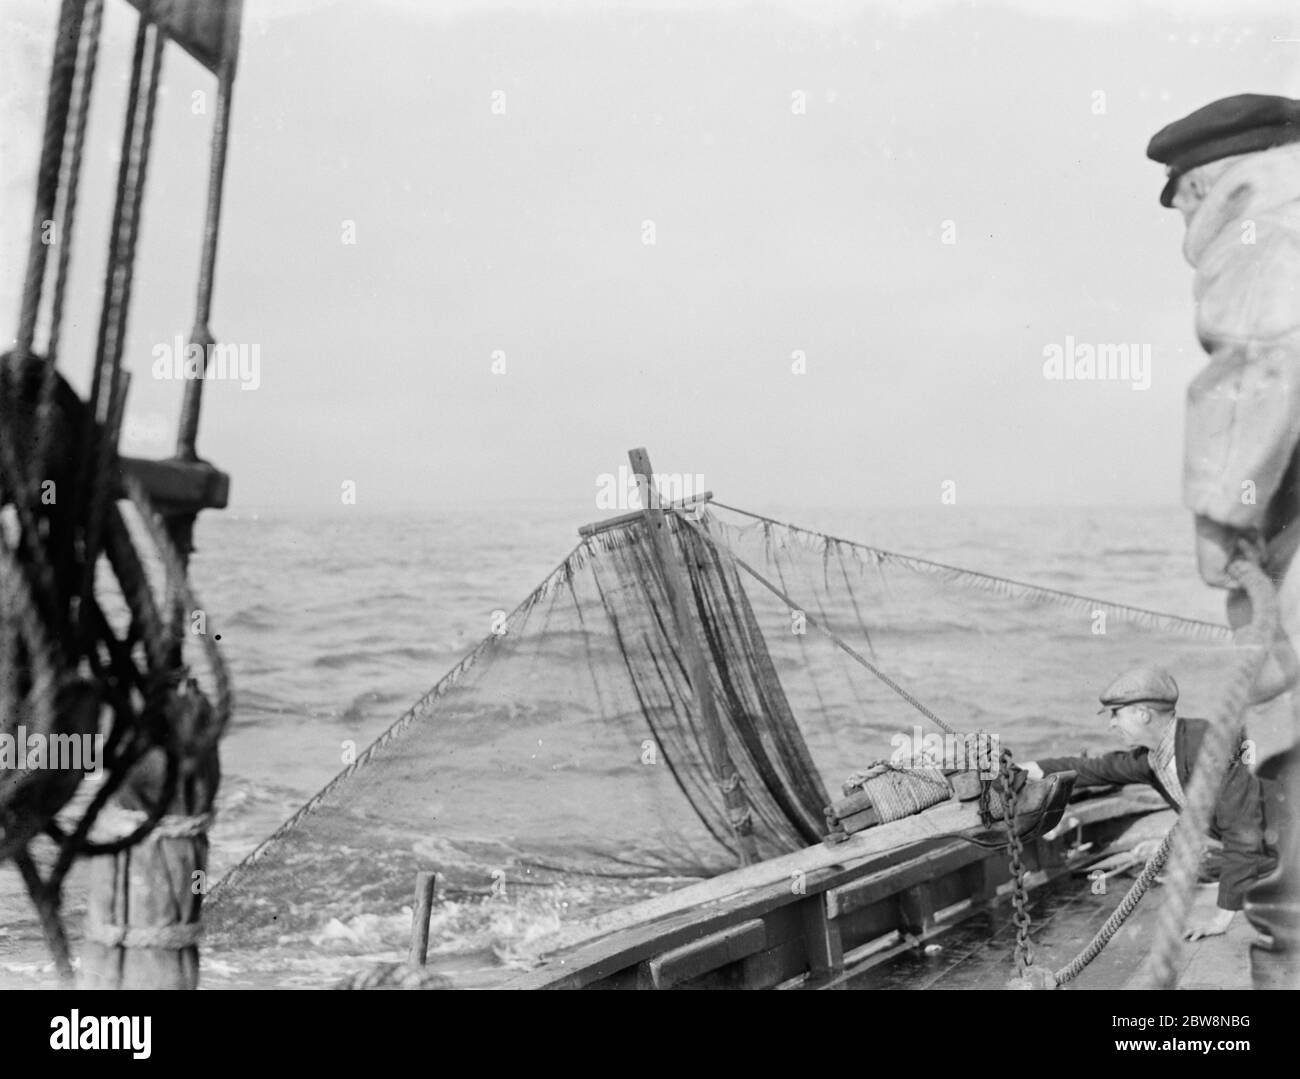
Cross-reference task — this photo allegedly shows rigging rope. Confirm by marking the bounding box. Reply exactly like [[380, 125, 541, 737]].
[[44, 0, 103, 369], [13, 0, 85, 360], [36, 0, 104, 489], [205, 544, 587, 907], [711, 502, 1231, 642], [79, 18, 166, 634], [673, 508, 961, 738]]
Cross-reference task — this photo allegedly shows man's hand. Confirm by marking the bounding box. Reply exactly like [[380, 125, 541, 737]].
[[1183, 907, 1235, 941]]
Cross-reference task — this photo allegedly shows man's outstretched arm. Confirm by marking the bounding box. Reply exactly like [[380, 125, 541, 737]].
[[1023, 747, 1154, 789]]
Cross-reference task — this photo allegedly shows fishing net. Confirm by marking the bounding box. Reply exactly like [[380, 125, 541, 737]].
[[205, 501, 1280, 981]]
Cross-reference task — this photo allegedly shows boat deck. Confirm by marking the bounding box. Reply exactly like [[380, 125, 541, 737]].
[[839, 872, 1252, 990]]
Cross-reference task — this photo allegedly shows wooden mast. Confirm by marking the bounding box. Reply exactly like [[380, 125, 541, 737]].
[[628, 448, 758, 866]]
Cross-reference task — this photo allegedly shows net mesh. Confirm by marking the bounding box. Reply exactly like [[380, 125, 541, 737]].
[[205, 503, 1275, 982]]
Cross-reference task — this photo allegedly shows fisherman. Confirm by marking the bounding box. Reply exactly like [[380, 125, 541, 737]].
[[1021, 666, 1276, 941], [1146, 93, 1300, 701], [1145, 92, 1300, 985]]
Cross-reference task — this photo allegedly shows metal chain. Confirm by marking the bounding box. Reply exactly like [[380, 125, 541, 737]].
[[998, 749, 1034, 974]]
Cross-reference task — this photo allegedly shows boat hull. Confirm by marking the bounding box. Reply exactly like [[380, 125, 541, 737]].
[[499, 787, 1167, 990]]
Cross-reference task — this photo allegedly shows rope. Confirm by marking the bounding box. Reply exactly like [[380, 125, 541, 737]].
[[43, 0, 103, 369], [31, 0, 103, 501], [14, 850, 73, 981], [87, 807, 212, 843], [1053, 829, 1175, 985], [102, 502, 172, 671], [206, 545, 586, 906], [78, 16, 165, 627], [123, 477, 232, 747], [848, 764, 951, 823], [710, 502, 1232, 642], [0, 537, 61, 763], [672, 508, 961, 737], [1139, 558, 1277, 989], [13, 0, 85, 359]]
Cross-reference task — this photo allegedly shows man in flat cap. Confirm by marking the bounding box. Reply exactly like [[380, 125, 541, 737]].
[[1022, 666, 1276, 940], [1149, 93, 1300, 981]]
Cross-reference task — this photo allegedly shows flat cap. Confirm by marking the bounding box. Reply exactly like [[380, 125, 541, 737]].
[[1147, 93, 1300, 207], [1098, 666, 1179, 713]]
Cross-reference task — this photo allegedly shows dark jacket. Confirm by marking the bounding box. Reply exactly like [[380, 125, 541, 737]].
[[1037, 717, 1276, 911]]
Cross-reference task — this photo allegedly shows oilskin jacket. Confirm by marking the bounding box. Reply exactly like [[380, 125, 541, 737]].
[[1036, 718, 1275, 911], [1182, 144, 1300, 544]]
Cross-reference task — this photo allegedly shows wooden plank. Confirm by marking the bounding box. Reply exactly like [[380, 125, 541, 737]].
[[825, 841, 985, 920], [578, 491, 713, 537], [962, 857, 1001, 907], [1040, 790, 1167, 840], [801, 895, 843, 980], [628, 448, 757, 865], [116, 455, 229, 513], [837, 808, 877, 834], [898, 885, 935, 936], [642, 918, 767, 989], [827, 789, 874, 819], [741, 935, 810, 989], [507, 865, 847, 990]]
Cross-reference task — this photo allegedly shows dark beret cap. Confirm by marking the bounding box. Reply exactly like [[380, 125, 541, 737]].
[[1147, 93, 1300, 206]]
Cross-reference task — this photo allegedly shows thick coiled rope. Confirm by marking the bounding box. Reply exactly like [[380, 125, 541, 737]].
[[1053, 830, 1175, 986], [845, 763, 952, 823]]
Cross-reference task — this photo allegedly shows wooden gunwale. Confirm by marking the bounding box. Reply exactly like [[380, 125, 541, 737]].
[[500, 789, 1164, 990]]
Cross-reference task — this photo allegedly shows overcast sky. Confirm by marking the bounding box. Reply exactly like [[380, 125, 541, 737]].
[[3, 0, 1299, 514]]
